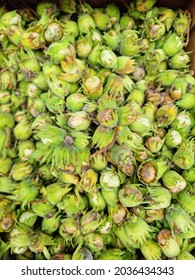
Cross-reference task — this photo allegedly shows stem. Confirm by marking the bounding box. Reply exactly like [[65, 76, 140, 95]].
[[140, 28, 146, 41], [19, 0, 38, 17], [0, 57, 40, 75], [185, 10, 191, 47], [121, 0, 129, 10]]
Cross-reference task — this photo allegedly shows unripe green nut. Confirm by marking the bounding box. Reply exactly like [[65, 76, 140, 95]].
[[100, 170, 121, 190], [14, 119, 32, 140], [11, 162, 33, 181]]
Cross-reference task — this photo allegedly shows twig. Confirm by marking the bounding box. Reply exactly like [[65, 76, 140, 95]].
[[121, 0, 129, 10], [185, 10, 192, 47], [0, 57, 40, 75]]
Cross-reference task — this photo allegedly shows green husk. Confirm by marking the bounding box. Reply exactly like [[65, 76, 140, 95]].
[[140, 239, 161, 260], [124, 215, 156, 248], [172, 139, 194, 170], [157, 229, 181, 258], [0, 0, 194, 261]]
